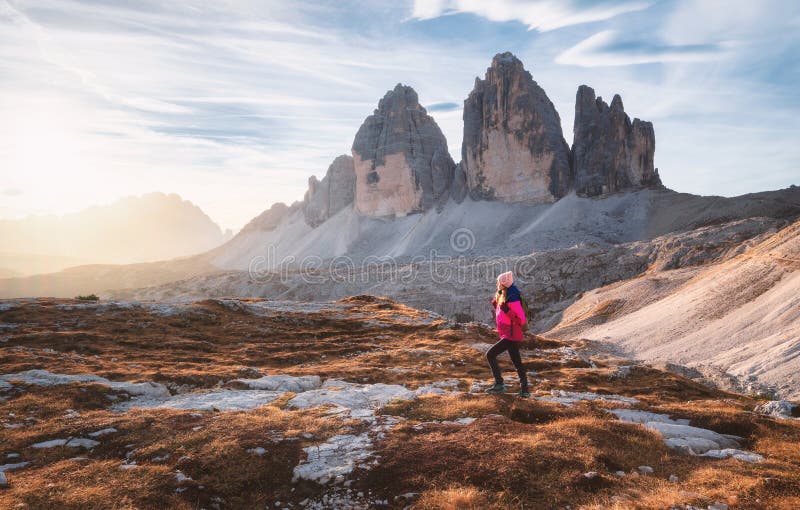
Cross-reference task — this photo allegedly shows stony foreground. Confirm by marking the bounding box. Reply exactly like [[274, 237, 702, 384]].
[[1, 297, 799, 509]]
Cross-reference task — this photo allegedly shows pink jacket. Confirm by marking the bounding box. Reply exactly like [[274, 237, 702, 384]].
[[493, 299, 526, 341]]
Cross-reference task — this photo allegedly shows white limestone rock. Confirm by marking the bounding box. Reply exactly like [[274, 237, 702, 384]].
[[288, 379, 414, 413], [754, 400, 798, 420], [232, 374, 322, 393], [32, 438, 99, 449], [113, 389, 284, 412], [88, 428, 117, 438], [701, 449, 764, 463], [536, 389, 639, 407], [0, 369, 170, 398], [610, 408, 763, 461]]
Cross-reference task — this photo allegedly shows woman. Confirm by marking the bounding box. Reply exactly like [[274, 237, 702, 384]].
[[485, 271, 530, 397]]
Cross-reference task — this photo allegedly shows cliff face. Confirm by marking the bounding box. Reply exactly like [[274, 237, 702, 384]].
[[303, 155, 356, 227], [572, 85, 660, 196], [351, 84, 455, 217], [460, 52, 571, 204], [283, 54, 666, 227]]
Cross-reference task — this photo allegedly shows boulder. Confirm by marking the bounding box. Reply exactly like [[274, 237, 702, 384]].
[[461, 52, 571, 204], [352, 84, 455, 217], [754, 400, 799, 419], [571, 85, 661, 196], [303, 155, 355, 227]]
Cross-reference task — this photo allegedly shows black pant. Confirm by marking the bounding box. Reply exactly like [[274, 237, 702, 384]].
[[486, 338, 528, 390]]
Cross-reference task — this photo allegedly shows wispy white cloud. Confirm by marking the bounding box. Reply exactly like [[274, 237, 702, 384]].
[[661, 0, 785, 45], [411, 0, 653, 31], [555, 30, 730, 67]]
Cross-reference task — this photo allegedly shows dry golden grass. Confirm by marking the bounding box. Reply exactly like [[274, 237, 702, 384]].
[[414, 486, 494, 509], [380, 392, 582, 425], [1, 296, 799, 509]]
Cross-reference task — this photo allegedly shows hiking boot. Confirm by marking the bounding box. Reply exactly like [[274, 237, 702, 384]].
[[485, 383, 506, 394], [517, 389, 531, 398]]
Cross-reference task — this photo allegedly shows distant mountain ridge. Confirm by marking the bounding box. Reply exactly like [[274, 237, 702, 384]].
[[0, 192, 232, 276], [249, 51, 662, 234]]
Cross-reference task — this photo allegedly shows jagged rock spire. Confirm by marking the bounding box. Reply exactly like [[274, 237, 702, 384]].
[[572, 85, 660, 196], [303, 155, 356, 227], [351, 84, 455, 217], [459, 52, 572, 204]]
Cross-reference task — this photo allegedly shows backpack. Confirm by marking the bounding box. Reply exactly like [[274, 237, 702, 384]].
[[519, 294, 532, 332]]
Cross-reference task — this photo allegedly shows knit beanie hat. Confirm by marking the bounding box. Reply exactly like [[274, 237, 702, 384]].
[[497, 271, 513, 288]]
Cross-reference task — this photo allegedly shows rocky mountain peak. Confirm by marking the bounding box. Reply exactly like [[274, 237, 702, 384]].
[[286, 55, 666, 229], [572, 85, 661, 197], [377, 83, 419, 113], [610, 94, 624, 111], [242, 201, 296, 233], [489, 51, 525, 72], [303, 155, 355, 227], [351, 83, 454, 217], [459, 51, 572, 204]]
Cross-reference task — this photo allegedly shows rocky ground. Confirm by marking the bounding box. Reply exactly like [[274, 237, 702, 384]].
[[1, 296, 799, 509]]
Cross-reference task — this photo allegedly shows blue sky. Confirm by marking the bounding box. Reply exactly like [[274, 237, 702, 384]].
[[1, 0, 799, 231]]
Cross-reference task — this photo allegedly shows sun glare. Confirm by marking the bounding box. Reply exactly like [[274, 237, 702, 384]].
[[9, 104, 84, 176], [0, 97, 109, 217]]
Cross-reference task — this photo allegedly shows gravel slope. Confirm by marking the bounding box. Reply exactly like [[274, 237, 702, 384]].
[[550, 218, 800, 399]]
